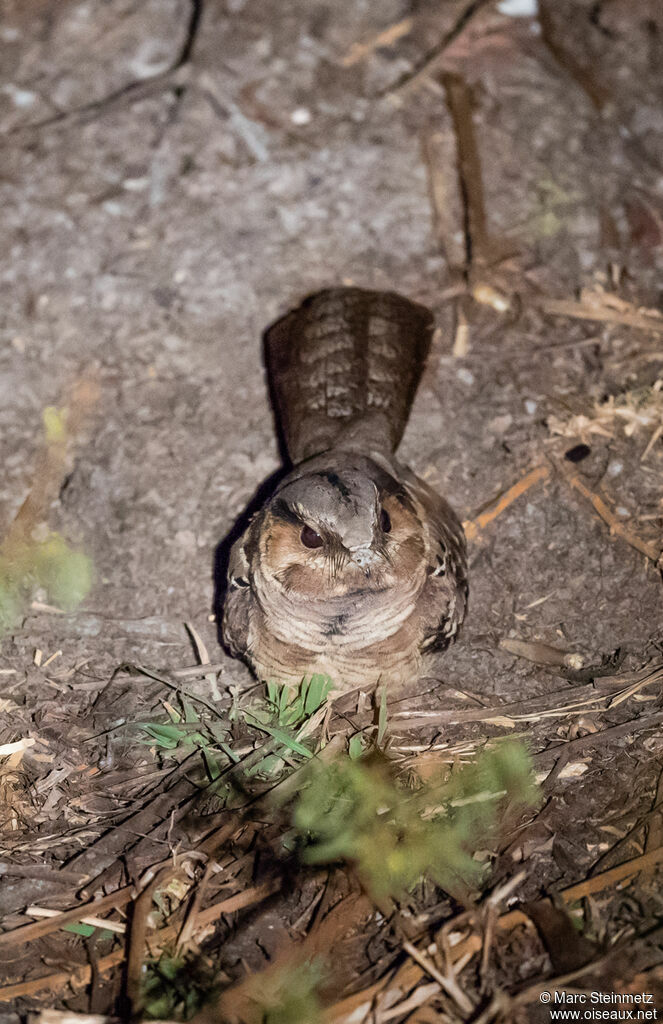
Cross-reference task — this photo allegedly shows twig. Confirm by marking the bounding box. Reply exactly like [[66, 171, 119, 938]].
[[421, 130, 467, 274], [118, 663, 223, 719], [511, 954, 613, 1007], [538, 711, 663, 788], [560, 465, 661, 565], [0, 862, 88, 885], [402, 939, 474, 1016], [125, 865, 175, 1015], [378, 982, 442, 1022], [463, 465, 551, 541], [8, 0, 204, 135], [325, 846, 663, 1022], [26, 906, 125, 935], [452, 845, 663, 967], [0, 880, 278, 1003], [184, 621, 222, 701], [383, 0, 493, 99], [537, 297, 663, 333], [0, 950, 126, 1002], [176, 862, 215, 953], [0, 887, 135, 948], [342, 18, 413, 66], [499, 638, 582, 669], [172, 662, 227, 678], [441, 72, 490, 272]]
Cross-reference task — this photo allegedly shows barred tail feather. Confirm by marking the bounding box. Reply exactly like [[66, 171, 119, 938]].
[[265, 287, 434, 463]]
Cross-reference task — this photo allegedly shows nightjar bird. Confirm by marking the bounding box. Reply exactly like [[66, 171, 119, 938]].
[[222, 287, 467, 691]]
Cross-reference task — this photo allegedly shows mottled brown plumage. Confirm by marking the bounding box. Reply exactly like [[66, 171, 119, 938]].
[[223, 287, 467, 691]]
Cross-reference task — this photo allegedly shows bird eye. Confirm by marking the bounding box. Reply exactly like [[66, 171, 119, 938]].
[[380, 508, 392, 533], [300, 525, 323, 549]]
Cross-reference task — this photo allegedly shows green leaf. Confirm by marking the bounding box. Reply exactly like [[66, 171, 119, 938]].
[[217, 740, 240, 764], [141, 723, 187, 748], [245, 714, 313, 759], [181, 700, 200, 724], [202, 747, 222, 780], [63, 921, 96, 937], [348, 734, 364, 760], [304, 674, 333, 714]]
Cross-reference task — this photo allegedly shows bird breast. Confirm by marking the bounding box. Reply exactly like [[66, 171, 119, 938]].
[[251, 562, 426, 654]]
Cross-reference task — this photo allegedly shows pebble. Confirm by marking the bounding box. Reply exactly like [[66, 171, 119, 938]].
[[291, 107, 312, 125]]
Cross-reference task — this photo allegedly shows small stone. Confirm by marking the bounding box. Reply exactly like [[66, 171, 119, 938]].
[[123, 177, 150, 192], [498, 0, 538, 14], [2, 83, 37, 108], [291, 107, 312, 125]]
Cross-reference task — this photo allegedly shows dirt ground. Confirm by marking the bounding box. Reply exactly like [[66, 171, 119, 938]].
[[1, 0, 663, 1021]]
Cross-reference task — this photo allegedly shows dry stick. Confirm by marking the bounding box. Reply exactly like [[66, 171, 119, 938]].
[[171, 662, 227, 678], [440, 72, 490, 274], [454, 845, 663, 964], [26, 907, 126, 935], [561, 466, 662, 566], [378, 982, 442, 1023], [0, 862, 88, 885], [175, 862, 215, 953], [402, 939, 474, 1016], [0, 881, 279, 1003], [463, 465, 551, 542], [538, 710, 663, 773], [126, 865, 174, 1016], [325, 846, 663, 1022], [0, 950, 127, 1004], [0, 823, 237, 952], [537, 297, 663, 333], [341, 17, 413, 66], [0, 887, 135, 949], [10, 0, 201, 136], [422, 129, 468, 274], [383, 0, 493, 99], [389, 672, 647, 729]]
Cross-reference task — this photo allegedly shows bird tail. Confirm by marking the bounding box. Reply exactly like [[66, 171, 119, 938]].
[[264, 287, 434, 463]]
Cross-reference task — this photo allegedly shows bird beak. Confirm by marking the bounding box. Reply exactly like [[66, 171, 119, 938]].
[[350, 547, 376, 577]]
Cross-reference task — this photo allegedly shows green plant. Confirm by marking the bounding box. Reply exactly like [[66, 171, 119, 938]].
[[0, 399, 94, 631], [243, 959, 325, 1024], [260, 675, 334, 728], [137, 674, 334, 785], [141, 954, 217, 1020], [0, 532, 93, 630], [291, 742, 537, 900]]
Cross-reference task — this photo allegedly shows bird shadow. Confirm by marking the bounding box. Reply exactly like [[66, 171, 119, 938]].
[[212, 307, 296, 650]]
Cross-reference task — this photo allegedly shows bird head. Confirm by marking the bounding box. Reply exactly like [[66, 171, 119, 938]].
[[250, 464, 426, 600]]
